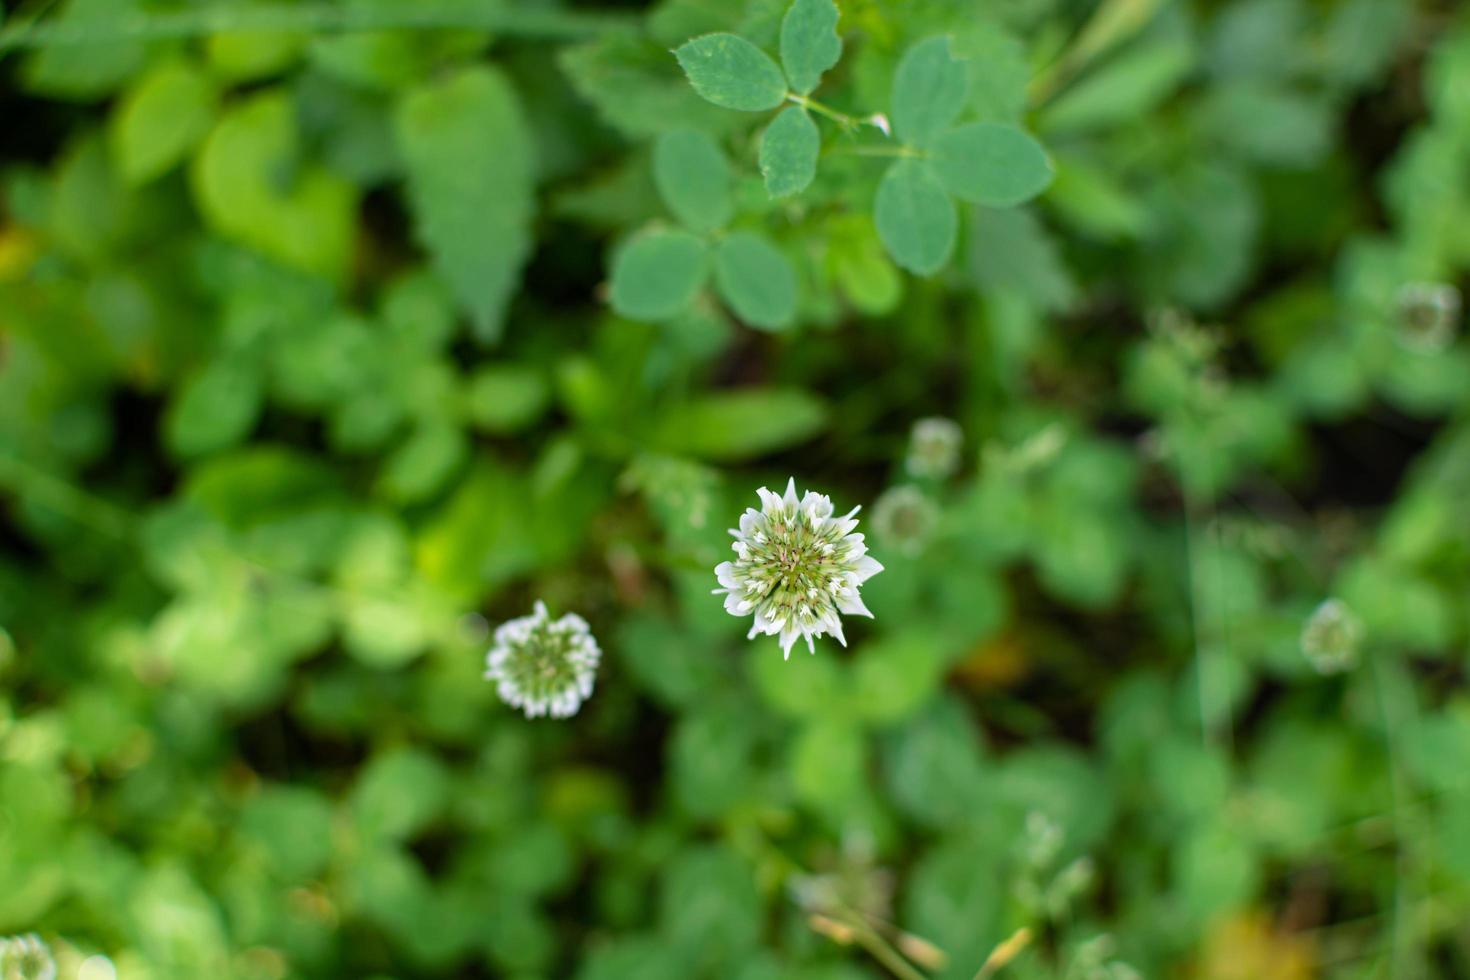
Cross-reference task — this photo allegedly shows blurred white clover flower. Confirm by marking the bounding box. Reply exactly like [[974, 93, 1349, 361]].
[[1396, 281, 1461, 353], [1300, 598, 1363, 675], [871, 485, 938, 556], [905, 417, 963, 479], [485, 601, 600, 719], [0, 934, 56, 980], [714, 478, 883, 658]]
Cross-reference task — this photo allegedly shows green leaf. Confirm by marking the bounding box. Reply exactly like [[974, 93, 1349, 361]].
[[791, 719, 866, 809], [759, 105, 819, 198], [609, 228, 709, 321], [466, 365, 551, 434], [653, 130, 733, 232], [713, 231, 797, 330], [654, 388, 827, 460], [828, 214, 903, 314], [377, 423, 467, 504], [559, 34, 738, 139], [395, 66, 534, 343], [780, 0, 842, 96], [241, 785, 335, 880], [874, 159, 956, 275], [675, 33, 788, 111], [932, 122, 1053, 207], [1040, 39, 1193, 134], [206, 27, 306, 83], [165, 357, 264, 459], [108, 58, 217, 185], [891, 36, 969, 145], [660, 847, 763, 969], [351, 746, 450, 842], [852, 633, 948, 724], [192, 92, 358, 281]]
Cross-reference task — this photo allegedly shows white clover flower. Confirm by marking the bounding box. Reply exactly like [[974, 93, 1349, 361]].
[[905, 417, 963, 479], [714, 478, 883, 658], [871, 485, 938, 557], [1300, 598, 1363, 675], [1396, 281, 1461, 352], [485, 601, 600, 719], [0, 935, 57, 980]]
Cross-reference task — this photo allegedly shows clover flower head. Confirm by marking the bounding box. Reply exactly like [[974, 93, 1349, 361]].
[[713, 478, 883, 658], [906, 417, 963, 479], [871, 485, 938, 557], [1300, 598, 1363, 675], [0, 935, 56, 980], [485, 601, 600, 719], [1396, 281, 1461, 353]]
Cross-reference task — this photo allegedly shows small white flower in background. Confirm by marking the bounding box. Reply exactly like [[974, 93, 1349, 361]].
[[905, 417, 963, 479], [485, 601, 600, 719], [871, 485, 937, 557], [1300, 598, 1364, 674], [0, 934, 57, 980], [1396, 281, 1461, 353], [714, 478, 883, 658]]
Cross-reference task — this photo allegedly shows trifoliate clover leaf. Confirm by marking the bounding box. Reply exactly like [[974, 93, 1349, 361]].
[[675, 33, 788, 111]]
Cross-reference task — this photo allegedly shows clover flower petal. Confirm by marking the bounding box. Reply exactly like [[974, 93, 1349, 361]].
[[0, 935, 57, 980], [485, 601, 601, 719], [1300, 598, 1363, 675], [905, 417, 964, 479], [713, 478, 883, 658]]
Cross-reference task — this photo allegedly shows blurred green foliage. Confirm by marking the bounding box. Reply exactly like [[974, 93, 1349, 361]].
[[2, 0, 1470, 977]]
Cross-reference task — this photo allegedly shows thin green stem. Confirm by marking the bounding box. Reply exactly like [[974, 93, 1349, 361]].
[[829, 144, 925, 159], [1370, 654, 1416, 978], [786, 92, 874, 131], [1028, 0, 1166, 106], [840, 912, 930, 980], [0, 452, 133, 538], [0, 2, 635, 53]]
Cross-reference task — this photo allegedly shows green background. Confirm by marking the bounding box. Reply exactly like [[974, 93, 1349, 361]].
[[2, 0, 1469, 977]]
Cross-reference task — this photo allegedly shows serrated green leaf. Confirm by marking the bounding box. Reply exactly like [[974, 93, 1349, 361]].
[[874, 159, 956, 274], [759, 105, 819, 198], [780, 0, 842, 96], [713, 231, 797, 330], [932, 122, 1053, 207], [609, 228, 709, 321], [891, 36, 969, 145], [109, 58, 217, 185], [675, 33, 788, 111], [653, 130, 733, 232], [395, 66, 534, 343], [654, 387, 827, 460]]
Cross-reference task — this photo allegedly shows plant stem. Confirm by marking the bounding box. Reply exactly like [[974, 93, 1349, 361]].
[[786, 93, 872, 131], [0, 2, 634, 53], [842, 913, 930, 980], [0, 452, 133, 538]]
